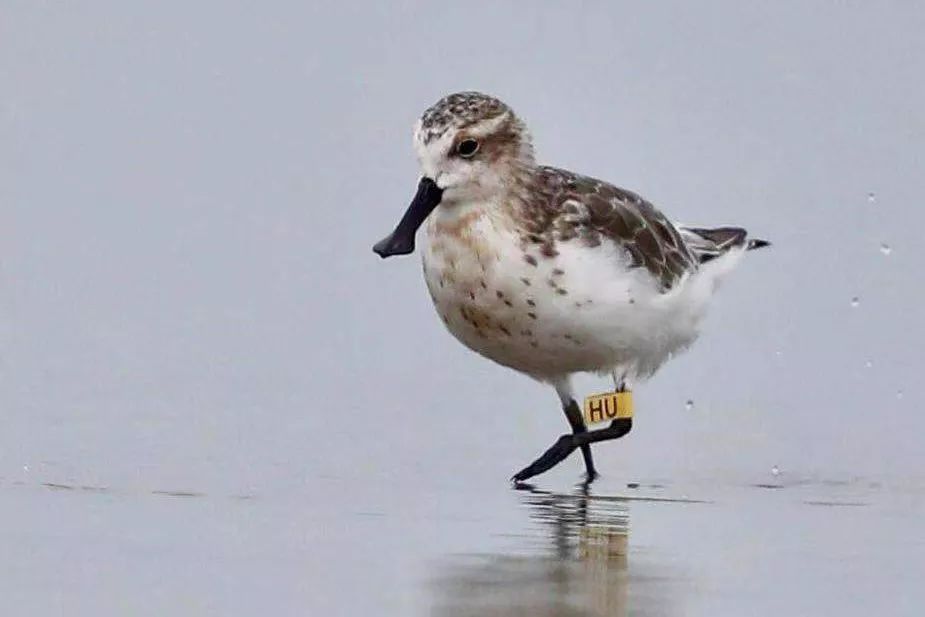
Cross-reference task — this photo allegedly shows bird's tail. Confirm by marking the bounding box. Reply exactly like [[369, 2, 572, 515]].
[[677, 226, 770, 264]]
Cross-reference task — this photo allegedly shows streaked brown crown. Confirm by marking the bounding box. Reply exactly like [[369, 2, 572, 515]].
[[419, 92, 510, 144]]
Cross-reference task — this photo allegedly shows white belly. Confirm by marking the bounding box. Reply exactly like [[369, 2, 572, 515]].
[[421, 204, 716, 383]]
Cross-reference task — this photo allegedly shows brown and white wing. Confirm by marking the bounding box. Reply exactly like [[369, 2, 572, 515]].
[[527, 166, 698, 291]]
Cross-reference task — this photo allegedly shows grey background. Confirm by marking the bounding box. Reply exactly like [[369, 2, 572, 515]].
[[2, 2, 923, 615]]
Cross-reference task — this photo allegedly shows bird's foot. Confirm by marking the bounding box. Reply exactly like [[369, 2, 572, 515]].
[[511, 434, 577, 483], [580, 469, 599, 486]]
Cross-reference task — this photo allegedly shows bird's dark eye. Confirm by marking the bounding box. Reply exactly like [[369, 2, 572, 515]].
[[456, 139, 480, 158]]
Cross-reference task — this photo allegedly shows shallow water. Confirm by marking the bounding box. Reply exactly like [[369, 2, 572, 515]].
[[5, 2, 925, 615], [2, 468, 922, 616]]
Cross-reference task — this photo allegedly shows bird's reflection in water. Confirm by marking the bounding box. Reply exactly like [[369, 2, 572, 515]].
[[521, 482, 629, 561], [430, 484, 675, 617]]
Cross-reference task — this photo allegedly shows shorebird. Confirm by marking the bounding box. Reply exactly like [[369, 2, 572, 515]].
[[374, 92, 768, 483]]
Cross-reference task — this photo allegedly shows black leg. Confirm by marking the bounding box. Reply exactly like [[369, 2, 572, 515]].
[[561, 399, 597, 480], [512, 418, 633, 483]]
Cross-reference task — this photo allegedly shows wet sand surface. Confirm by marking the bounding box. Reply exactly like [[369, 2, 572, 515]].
[[2, 468, 922, 616]]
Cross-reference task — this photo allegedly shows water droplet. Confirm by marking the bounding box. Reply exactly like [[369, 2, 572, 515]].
[[850, 296, 860, 308], [867, 192, 876, 203], [880, 243, 892, 256], [865, 360, 874, 368], [684, 400, 694, 411], [896, 390, 904, 400], [22, 465, 29, 473], [770, 465, 780, 477]]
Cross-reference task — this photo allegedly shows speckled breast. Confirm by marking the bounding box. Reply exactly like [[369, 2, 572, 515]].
[[420, 206, 532, 361], [419, 204, 596, 377]]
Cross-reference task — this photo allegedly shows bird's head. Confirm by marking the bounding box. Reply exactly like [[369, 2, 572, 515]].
[[374, 92, 534, 258]]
